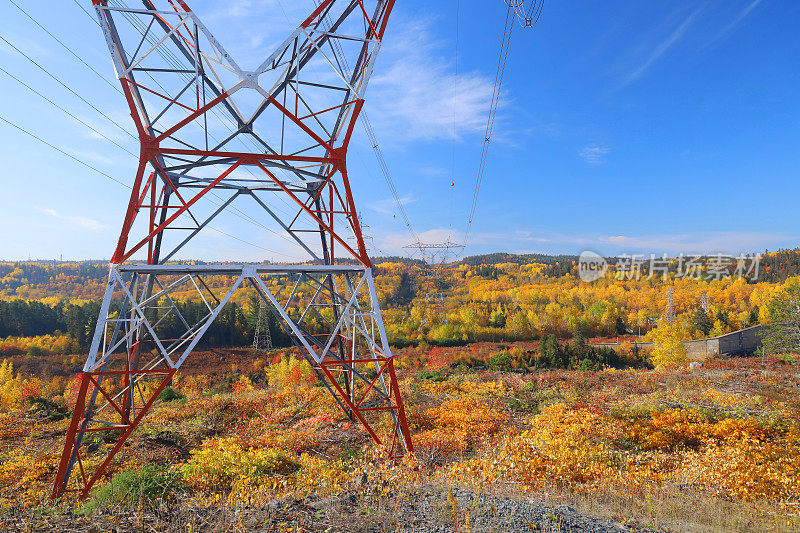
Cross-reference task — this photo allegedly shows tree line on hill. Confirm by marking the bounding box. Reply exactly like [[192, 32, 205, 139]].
[[418, 333, 648, 382], [0, 297, 291, 353], [0, 299, 100, 350]]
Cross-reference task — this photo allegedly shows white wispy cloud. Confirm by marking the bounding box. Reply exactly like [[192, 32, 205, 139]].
[[64, 147, 131, 168], [377, 227, 460, 255], [709, 0, 765, 45], [579, 143, 610, 165], [620, 6, 703, 88], [36, 207, 106, 231], [432, 230, 792, 257], [594, 231, 788, 255], [367, 16, 497, 143], [366, 195, 416, 216]]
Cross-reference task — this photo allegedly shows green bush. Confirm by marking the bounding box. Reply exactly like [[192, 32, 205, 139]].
[[488, 350, 515, 371], [27, 397, 68, 421], [26, 345, 46, 357], [418, 368, 449, 382], [157, 386, 185, 402], [82, 463, 184, 513]]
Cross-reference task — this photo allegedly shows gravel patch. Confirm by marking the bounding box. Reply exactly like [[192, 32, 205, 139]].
[[0, 485, 656, 532]]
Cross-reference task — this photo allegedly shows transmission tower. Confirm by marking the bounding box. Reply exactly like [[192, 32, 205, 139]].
[[53, 0, 412, 501], [253, 299, 273, 352], [664, 285, 676, 324], [349, 213, 374, 255], [404, 240, 464, 326]]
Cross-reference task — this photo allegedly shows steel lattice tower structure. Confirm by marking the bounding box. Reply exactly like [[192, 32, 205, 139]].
[[253, 299, 273, 352], [664, 286, 676, 324], [53, 0, 413, 500], [404, 241, 464, 326]]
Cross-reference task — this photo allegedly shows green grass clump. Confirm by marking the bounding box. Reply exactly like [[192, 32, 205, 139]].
[[82, 463, 184, 513]]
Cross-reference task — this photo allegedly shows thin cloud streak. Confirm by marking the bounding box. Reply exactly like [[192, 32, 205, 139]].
[[619, 6, 703, 88], [579, 143, 610, 165], [709, 0, 764, 45], [367, 194, 416, 216], [36, 207, 106, 231], [416, 230, 793, 258]]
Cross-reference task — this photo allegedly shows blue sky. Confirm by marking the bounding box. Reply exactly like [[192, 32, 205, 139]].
[[0, 0, 797, 261]]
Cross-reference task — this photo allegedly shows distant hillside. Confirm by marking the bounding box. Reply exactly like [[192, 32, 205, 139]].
[[459, 252, 577, 267], [2, 248, 800, 300]]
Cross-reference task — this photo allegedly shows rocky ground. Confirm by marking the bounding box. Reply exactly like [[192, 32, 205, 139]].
[[1, 486, 653, 532]]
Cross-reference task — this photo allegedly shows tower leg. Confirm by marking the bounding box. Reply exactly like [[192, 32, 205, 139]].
[[52, 264, 412, 500]]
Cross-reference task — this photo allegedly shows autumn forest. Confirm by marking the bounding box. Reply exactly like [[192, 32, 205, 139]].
[[0, 251, 798, 531]]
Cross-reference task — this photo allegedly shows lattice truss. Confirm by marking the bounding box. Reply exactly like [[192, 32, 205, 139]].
[[54, 264, 411, 499], [405, 242, 463, 326], [95, 0, 392, 265], [53, 0, 413, 500]]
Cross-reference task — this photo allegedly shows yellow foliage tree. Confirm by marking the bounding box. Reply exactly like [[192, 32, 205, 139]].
[[0, 360, 21, 411], [264, 356, 315, 388], [647, 323, 688, 367]]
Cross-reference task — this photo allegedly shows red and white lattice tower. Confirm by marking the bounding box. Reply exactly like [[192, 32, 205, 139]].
[[53, 0, 412, 500]]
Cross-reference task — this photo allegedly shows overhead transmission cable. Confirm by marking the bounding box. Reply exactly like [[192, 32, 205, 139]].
[[0, 112, 295, 258], [358, 114, 419, 244], [462, 4, 514, 248], [0, 33, 136, 141], [0, 66, 136, 157], [72, 0, 100, 27], [0, 112, 129, 187], [463, 1, 544, 250], [313, 0, 420, 247], [8, 0, 122, 95], [448, 0, 461, 243]]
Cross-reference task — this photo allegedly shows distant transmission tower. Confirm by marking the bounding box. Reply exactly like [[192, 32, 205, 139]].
[[253, 300, 273, 352], [349, 213, 373, 255], [404, 240, 464, 326], [53, 0, 412, 501], [664, 285, 676, 324]]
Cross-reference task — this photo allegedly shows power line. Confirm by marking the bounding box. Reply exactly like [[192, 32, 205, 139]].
[[72, 0, 100, 27], [462, 1, 544, 250], [0, 33, 136, 141], [310, 0, 419, 249], [0, 112, 128, 187], [0, 112, 297, 259], [359, 113, 419, 244], [449, 0, 461, 242], [0, 66, 137, 158], [463, 4, 515, 248], [8, 0, 122, 95]]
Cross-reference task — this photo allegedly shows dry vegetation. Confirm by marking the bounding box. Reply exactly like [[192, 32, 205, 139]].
[[2, 255, 800, 531], [0, 347, 798, 531]]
